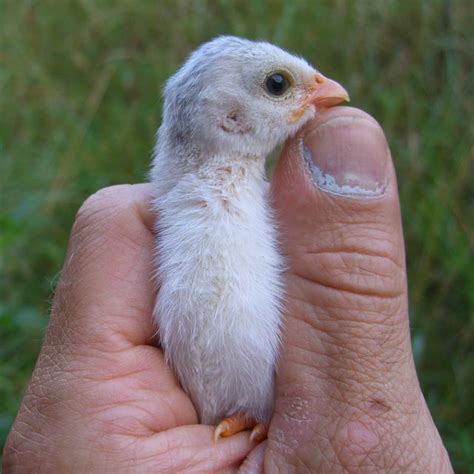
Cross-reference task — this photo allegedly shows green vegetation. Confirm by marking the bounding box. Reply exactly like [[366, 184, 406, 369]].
[[1, 0, 473, 469]]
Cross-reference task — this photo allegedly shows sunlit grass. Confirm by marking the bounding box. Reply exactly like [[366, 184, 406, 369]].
[[1, 0, 473, 470]]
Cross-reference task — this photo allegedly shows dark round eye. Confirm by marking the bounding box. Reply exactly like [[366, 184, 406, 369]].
[[265, 72, 290, 96]]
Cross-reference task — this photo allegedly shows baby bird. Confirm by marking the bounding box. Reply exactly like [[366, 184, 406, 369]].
[[150, 36, 348, 442]]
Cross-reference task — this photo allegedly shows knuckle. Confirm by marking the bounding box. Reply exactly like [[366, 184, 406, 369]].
[[75, 185, 132, 227], [294, 224, 406, 305], [72, 185, 141, 248], [323, 249, 403, 298], [287, 226, 410, 374], [60, 185, 138, 281]]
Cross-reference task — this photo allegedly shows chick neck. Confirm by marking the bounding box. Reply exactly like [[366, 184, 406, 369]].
[[196, 152, 268, 191]]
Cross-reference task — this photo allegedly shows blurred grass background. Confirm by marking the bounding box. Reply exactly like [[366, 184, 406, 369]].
[[1, 0, 473, 469]]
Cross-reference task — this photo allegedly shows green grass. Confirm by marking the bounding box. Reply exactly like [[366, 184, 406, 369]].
[[1, 0, 473, 470]]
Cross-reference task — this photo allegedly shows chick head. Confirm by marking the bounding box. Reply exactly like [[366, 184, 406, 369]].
[[162, 36, 349, 158]]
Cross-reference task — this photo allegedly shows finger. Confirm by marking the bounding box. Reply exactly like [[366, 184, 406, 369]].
[[273, 107, 410, 382], [49, 183, 157, 349], [140, 426, 257, 473], [32, 184, 198, 434], [238, 440, 266, 474], [268, 107, 436, 468]]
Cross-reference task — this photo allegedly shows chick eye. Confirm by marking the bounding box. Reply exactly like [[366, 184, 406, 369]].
[[265, 72, 291, 96]]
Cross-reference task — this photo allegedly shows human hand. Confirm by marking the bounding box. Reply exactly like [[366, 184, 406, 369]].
[[3, 107, 452, 473], [3, 184, 256, 473]]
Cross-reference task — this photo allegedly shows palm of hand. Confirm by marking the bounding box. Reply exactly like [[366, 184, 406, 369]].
[[47, 338, 253, 472]]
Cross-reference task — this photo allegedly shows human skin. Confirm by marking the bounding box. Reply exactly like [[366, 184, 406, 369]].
[[3, 107, 453, 473]]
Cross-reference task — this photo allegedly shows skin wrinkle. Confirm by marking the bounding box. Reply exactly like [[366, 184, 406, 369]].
[[49, 306, 126, 351], [73, 187, 155, 262], [283, 320, 396, 378], [270, 409, 341, 473], [301, 194, 388, 228], [156, 429, 252, 473], [303, 250, 405, 284], [50, 283, 98, 333], [293, 268, 404, 301], [69, 229, 147, 288], [314, 315, 409, 358], [289, 225, 405, 270], [380, 429, 416, 472], [71, 354, 155, 385], [70, 227, 116, 271], [331, 398, 428, 471], [104, 313, 155, 346], [288, 356, 416, 416], [26, 386, 63, 421], [332, 394, 397, 424], [51, 206, 156, 344], [288, 286, 407, 346], [293, 244, 405, 289], [317, 343, 402, 378], [12, 418, 51, 453], [336, 419, 409, 472], [290, 209, 396, 231], [284, 286, 406, 328], [31, 387, 84, 428], [331, 421, 379, 470], [281, 361, 402, 420], [51, 314, 132, 354], [332, 350, 411, 391], [301, 216, 398, 239], [86, 378, 191, 435], [308, 290, 408, 337], [37, 342, 183, 441], [112, 400, 183, 437], [287, 236, 404, 272], [284, 324, 410, 382], [293, 284, 406, 331]]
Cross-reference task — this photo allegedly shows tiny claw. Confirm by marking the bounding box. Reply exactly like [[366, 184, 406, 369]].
[[213, 414, 255, 442], [249, 423, 267, 443], [214, 417, 239, 442], [213, 422, 226, 443]]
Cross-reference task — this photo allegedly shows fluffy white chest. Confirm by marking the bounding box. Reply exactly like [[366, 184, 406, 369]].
[[153, 159, 283, 424]]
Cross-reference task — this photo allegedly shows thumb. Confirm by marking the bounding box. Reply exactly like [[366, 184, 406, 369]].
[[273, 107, 409, 367], [268, 107, 448, 471]]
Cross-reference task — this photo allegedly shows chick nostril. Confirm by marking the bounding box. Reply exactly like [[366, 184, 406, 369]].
[[315, 73, 325, 84]]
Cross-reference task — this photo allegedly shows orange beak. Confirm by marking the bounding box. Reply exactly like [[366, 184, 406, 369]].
[[307, 72, 350, 108], [289, 72, 349, 123]]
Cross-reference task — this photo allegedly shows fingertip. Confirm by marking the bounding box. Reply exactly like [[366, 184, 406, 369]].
[[303, 108, 390, 198], [273, 106, 396, 203], [271, 107, 402, 249]]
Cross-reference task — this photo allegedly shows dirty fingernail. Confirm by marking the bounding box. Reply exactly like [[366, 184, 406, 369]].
[[303, 115, 389, 197]]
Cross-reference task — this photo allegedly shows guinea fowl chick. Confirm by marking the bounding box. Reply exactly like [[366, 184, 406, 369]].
[[150, 36, 349, 442]]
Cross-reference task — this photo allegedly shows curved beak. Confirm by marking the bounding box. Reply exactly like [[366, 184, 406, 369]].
[[289, 73, 349, 123], [307, 72, 350, 108]]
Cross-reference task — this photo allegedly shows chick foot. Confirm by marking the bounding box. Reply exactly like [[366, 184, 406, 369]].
[[213, 414, 267, 443]]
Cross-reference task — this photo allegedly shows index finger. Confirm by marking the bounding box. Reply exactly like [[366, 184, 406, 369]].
[[49, 184, 157, 350]]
